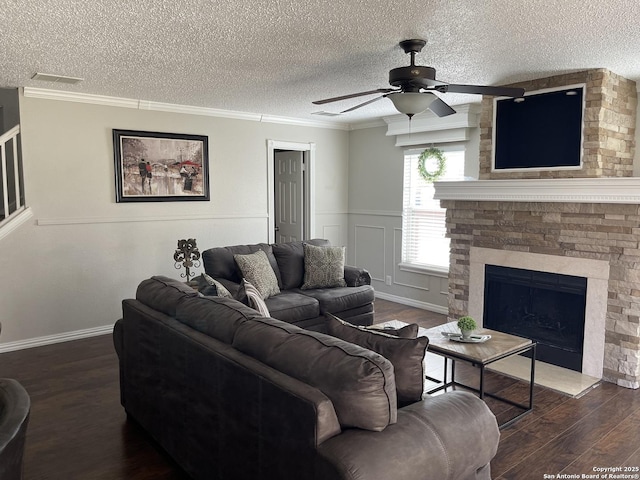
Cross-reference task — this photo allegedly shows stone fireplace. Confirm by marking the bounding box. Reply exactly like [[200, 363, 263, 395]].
[[468, 245, 608, 379], [433, 68, 639, 389], [435, 184, 640, 388], [483, 263, 588, 372]]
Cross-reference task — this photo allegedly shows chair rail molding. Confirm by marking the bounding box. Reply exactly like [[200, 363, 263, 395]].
[[37, 213, 266, 226]]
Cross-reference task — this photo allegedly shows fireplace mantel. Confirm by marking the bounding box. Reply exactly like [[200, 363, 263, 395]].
[[434, 178, 640, 204]]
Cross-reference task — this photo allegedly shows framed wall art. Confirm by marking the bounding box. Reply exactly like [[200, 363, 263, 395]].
[[113, 129, 210, 202]]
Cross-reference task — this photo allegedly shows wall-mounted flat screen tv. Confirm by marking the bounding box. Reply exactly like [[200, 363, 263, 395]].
[[492, 84, 585, 171]]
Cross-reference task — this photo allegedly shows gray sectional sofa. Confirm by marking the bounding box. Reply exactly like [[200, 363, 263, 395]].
[[114, 276, 500, 480], [200, 239, 375, 331]]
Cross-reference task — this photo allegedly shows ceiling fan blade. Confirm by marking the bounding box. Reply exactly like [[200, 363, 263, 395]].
[[444, 84, 525, 97], [340, 95, 385, 113], [428, 97, 456, 117], [313, 88, 397, 105]]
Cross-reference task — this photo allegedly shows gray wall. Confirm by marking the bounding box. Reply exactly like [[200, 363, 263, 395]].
[[0, 94, 349, 346], [347, 124, 449, 312]]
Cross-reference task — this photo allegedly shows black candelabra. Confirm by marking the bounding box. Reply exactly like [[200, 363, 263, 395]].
[[174, 238, 201, 281]]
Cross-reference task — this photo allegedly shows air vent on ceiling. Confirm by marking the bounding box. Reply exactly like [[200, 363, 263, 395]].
[[31, 73, 84, 85], [311, 111, 341, 117]]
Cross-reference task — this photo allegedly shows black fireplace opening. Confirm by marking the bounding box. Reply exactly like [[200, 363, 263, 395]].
[[483, 265, 587, 372]]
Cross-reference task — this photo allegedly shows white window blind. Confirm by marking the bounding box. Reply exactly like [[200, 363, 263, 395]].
[[401, 148, 465, 271]]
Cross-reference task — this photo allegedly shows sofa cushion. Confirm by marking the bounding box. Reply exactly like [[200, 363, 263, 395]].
[[297, 285, 375, 314], [202, 243, 283, 287], [272, 239, 330, 290], [136, 276, 199, 317], [232, 317, 397, 432], [234, 250, 280, 299], [301, 243, 347, 290], [242, 279, 270, 317], [326, 314, 429, 406], [175, 296, 262, 344], [264, 292, 319, 322]]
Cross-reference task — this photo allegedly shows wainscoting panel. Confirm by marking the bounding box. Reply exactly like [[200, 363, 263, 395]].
[[392, 227, 449, 308], [322, 224, 343, 246], [354, 224, 386, 281], [315, 213, 348, 247], [347, 212, 449, 314]]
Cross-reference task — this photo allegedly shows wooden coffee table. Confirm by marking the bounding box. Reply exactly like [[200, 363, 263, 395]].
[[422, 322, 536, 429]]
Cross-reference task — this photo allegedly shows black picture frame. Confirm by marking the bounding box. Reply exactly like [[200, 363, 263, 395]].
[[113, 129, 209, 202]]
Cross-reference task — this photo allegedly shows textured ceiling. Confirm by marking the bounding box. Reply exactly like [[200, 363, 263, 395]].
[[2, 0, 640, 125]]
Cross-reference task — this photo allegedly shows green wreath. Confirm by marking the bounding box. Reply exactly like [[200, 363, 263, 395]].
[[418, 147, 446, 183]]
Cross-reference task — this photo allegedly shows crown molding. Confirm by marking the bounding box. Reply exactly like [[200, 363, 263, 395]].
[[24, 87, 139, 108], [22, 87, 350, 131], [434, 178, 640, 204], [260, 113, 348, 130], [348, 119, 388, 130]]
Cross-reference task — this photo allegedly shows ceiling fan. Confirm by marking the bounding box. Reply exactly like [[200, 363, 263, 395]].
[[313, 39, 525, 118]]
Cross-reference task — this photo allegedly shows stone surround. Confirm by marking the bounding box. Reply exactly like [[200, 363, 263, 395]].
[[479, 69, 637, 179], [439, 198, 640, 388], [434, 70, 639, 388], [467, 247, 609, 380]]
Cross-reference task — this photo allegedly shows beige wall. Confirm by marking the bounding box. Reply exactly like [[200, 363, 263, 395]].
[[347, 124, 449, 312], [0, 94, 349, 346]]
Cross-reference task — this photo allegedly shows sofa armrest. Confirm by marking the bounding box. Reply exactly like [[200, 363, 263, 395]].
[[343, 266, 371, 287], [316, 391, 499, 480]]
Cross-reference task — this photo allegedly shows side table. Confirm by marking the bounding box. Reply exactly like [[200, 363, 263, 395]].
[[422, 322, 536, 429]]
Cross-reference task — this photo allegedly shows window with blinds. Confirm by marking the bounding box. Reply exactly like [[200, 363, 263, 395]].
[[401, 148, 465, 271]]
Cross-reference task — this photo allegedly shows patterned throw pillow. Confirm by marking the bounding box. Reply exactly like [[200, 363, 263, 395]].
[[242, 280, 271, 317], [301, 243, 347, 290], [199, 273, 233, 298], [234, 250, 280, 299]]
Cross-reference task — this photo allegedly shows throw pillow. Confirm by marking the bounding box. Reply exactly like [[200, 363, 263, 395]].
[[233, 316, 397, 432], [272, 239, 330, 289], [301, 243, 347, 290], [326, 313, 429, 406], [242, 279, 271, 317], [234, 250, 280, 299], [198, 273, 233, 298]]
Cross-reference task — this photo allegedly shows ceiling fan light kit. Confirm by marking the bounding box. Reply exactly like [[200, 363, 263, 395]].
[[387, 92, 436, 118], [313, 39, 525, 119]]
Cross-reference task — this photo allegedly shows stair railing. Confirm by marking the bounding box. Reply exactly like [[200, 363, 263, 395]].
[[0, 124, 25, 228]]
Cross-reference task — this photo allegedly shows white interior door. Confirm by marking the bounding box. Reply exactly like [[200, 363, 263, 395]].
[[274, 150, 304, 243]]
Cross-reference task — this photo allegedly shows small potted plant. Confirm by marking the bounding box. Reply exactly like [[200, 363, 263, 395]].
[[457, 316, 477, 340]]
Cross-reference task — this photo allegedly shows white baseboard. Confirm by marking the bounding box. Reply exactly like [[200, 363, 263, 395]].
[[0, 294, 446, 353], [374, 291, 449, 315], [0, 324, 114, 353]]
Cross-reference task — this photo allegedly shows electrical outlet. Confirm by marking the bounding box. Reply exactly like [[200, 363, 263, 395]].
[[385, 275, 392, 286]]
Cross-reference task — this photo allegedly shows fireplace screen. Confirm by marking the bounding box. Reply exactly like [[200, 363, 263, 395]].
[[483, 265, 587, 372]]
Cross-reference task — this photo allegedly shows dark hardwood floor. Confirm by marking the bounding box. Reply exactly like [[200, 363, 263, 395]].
[[1, 298, 638, 479]]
